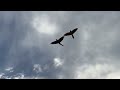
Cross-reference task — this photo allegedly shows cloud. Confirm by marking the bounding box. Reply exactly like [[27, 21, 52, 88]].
[[53, 58, 64, 67], [33, 64, 42, 73], [74, 63, 114, 79], [32, 14, 58, 35]]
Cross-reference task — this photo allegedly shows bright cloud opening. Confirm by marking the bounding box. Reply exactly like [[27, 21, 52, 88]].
[[54, 58, 63, 67], [32, 14, 58, 35]]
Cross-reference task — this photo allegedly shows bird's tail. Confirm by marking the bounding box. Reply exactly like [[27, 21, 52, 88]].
[[59, 43, 64, 46], [72, 35, 74, 39]]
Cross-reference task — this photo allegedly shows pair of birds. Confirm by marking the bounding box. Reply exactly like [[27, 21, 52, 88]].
[[51, 28, 78, 46]]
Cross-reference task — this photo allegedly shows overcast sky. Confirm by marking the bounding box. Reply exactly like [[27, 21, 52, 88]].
[[0, 11, 120, 79]]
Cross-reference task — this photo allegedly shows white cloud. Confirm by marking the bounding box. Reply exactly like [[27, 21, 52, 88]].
[[74, 63, 113, 79], [13, 74, 25, 79], [54, 58, 63, 67], [5, 67, 13, 72], [106, 72, 120, 79], [74, 56, 120, 79], [33, 64, 42, 73], [0, 73, 5, 78], [32, 14, 58, 35]]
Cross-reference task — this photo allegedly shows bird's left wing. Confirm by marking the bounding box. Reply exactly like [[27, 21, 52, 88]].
[[51, 40, 58, 44], [58, 36, 64, 42]]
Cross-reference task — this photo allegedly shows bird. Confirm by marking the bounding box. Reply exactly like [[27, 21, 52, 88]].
[[51, 36, 64, 46], [64, 28, 78, 39]]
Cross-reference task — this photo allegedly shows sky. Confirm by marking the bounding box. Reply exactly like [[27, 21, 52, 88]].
[[0, 11, 120, 79]]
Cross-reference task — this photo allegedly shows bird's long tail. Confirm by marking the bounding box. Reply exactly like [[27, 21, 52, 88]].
[[72, 35, 74, 39], [59, 43, 64, 46]]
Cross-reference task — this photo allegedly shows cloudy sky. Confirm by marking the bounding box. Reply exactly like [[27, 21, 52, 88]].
[[0, 11, 120, 79]]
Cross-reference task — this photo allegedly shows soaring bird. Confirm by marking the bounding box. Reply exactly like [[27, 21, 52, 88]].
[[64, 28, 78, 39], [51, 36, 64, 46]]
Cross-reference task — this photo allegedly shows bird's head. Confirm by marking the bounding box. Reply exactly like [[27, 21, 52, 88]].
[[76, 28, 78, 30]]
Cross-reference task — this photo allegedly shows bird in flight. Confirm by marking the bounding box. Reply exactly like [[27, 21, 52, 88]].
[[51, 36, 64, 46], [64, 28, 78, 39]]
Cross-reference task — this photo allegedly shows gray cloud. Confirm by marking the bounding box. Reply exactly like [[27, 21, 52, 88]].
[[0, 11, 120, 79]]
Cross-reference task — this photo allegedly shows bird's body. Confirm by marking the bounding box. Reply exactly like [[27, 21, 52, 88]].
[[51, 36, 64, 46], [64, 28, 78, 39]]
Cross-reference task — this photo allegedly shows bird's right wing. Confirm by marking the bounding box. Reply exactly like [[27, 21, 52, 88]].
[[72, 28, 78, 34]]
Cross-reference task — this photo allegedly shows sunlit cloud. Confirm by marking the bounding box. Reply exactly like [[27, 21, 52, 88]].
[[54, 58, 63, 67], [33, 64, 42, 73], [32, 14, 58, 35], [74, 63, 114, 79], [5, 67, 14, 72]]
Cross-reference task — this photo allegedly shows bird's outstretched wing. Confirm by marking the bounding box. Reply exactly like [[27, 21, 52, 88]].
[[51, 40, 58, 44], [64, 28, 78, 36], [71, 28, 78, 34], [58, 36, 64, 43], [51, 36, 64, 44]]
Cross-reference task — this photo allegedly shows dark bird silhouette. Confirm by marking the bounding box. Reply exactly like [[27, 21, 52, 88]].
[[51, 36, 64, 46], [64, 28, 78, 39]]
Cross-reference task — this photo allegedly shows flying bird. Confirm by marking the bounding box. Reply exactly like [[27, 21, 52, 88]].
[[51, 36, 64, 46], [64, 28, 78, 39]]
